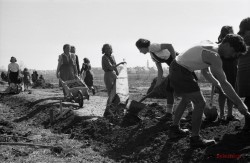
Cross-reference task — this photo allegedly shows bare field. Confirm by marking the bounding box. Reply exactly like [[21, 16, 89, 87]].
[[0, 74, 250, 162]]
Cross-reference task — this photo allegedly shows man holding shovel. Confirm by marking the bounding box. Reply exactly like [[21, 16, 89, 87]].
[[135, 39, 194, 122], [168, 34, 249, 147]]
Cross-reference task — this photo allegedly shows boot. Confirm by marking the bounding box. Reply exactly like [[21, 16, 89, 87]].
[[243, 116, 250, 132], [168, 125, 189, 139], [156, 113, 173, 122], [103, 106, 114, 118]]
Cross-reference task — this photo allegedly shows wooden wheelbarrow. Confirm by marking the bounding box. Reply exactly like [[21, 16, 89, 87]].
[[59, 76, 89, 107]]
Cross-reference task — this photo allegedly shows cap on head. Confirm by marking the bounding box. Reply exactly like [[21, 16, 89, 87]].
[[238, 17, 250, 36]]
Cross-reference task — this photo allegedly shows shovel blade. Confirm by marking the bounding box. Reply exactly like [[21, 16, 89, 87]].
[[126, 100, 146, 115]]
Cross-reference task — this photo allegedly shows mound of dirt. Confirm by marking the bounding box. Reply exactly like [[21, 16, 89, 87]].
[[49, 103, 171, 162], [1, 87, 250, 162], [44, 98, 250, 162]]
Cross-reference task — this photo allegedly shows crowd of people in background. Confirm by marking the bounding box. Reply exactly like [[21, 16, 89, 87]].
[[1, 57, 50, 93], [1, 16, 250, 148]]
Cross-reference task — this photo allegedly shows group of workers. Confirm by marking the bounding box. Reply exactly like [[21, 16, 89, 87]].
[[134, 17, 250, 147], [5, 16, 250, 148], [56, 44, 95, 95], [102, 17, 250, 148]]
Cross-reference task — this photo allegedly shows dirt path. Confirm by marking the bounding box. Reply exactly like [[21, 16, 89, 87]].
[[74, 96, 107, 117], [0, 83, 107, 117]]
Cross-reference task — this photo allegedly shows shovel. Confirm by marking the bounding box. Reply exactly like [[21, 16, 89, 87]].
[[122, 91, 156, 124], [125, 90, 156, 115]]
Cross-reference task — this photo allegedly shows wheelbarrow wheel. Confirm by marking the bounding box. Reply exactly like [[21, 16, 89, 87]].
[[77, 90, 84, 107]]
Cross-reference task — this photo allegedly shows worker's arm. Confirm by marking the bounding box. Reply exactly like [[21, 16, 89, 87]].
[[161, 43, 176, 59], [202, 49, 248, 115], [154, 62, 163, 88]]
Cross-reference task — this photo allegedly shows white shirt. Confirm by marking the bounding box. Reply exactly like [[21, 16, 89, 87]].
[[149, 43, 171, 62], [8, 63, 19, 72], [176, 41, 217, 71]]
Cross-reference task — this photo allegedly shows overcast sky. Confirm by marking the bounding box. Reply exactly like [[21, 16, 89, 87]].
[[0, 0, 249, 70]]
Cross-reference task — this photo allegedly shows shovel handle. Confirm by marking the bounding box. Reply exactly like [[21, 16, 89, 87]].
[[139, 96, 148, 103], [139, 91, 155, 103]]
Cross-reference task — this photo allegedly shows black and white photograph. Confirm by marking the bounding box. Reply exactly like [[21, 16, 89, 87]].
[[0, 0, 250, 162]]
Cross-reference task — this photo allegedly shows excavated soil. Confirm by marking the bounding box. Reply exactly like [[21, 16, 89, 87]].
[[0, 83, 250, 163]]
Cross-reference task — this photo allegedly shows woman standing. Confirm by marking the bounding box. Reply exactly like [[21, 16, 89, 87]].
[[81, 58, 95, 95], [56, 44, 78, 82], [8, 57, 21, 84], [101, 44, 126, 103], [237, 17, 250, 131], [70, 46, 80, 76]]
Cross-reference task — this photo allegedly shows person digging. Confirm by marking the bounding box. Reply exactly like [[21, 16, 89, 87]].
[[168, 34, 250, 148], [135, 38, 195, 123]]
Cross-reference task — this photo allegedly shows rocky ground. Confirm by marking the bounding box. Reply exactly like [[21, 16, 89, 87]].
[[0, 81, 250, 163]]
